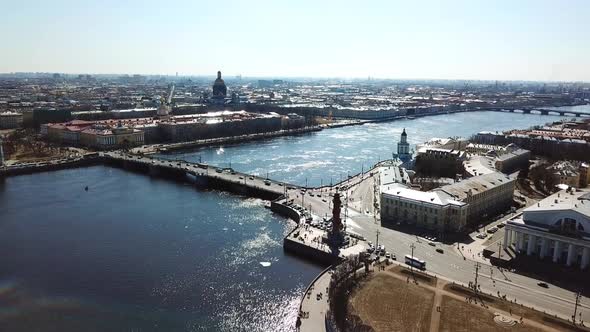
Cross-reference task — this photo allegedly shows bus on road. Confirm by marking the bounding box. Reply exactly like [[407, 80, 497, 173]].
[[404, 255, 426, 270]]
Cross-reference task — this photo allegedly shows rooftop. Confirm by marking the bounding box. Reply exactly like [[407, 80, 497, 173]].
[[382, 187, 465, 207], [463, 156, 497, 176], [435, 172, 513, 201], [525, 188, 590, 218]]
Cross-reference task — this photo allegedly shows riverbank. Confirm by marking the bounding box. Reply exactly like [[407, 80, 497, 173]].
[[1, 109, 587, 331], [0, 154, 103, 177], [136, 106, 587, 156], [2, 107, 579, 174]]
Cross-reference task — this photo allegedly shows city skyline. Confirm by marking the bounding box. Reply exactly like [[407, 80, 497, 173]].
[[3, 0, 590, 82]]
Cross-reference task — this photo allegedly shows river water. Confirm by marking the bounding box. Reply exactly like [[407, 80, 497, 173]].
[[163, 111, 578, 187], [0, 110, 583, 331]]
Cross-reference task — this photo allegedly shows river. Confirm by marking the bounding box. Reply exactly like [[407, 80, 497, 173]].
[[162, 111, 576, 186], [0, 110, 580, 331]]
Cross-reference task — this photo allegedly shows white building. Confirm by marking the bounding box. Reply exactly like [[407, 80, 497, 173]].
[[378, 161, 411, 193], [381, 171, 515, 233], [381, 186, 468, 232], [504, 188, 590, 270], [0, 112, 23, 129]]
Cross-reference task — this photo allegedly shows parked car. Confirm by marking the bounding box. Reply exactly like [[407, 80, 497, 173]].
[[537, 282, 549, 288]]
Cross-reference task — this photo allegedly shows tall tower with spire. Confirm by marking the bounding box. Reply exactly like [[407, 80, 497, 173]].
[[398, 128, 409, 154], [397, 128, 411, 162]]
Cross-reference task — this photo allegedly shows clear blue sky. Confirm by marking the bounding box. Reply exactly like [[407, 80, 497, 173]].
[[2, 0, 589, 81]]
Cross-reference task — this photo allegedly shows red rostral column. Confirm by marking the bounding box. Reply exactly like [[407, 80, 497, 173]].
[[332, 192, 342, 234]]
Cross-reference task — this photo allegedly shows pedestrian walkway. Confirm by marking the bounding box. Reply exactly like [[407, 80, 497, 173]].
[[298, 268, 332, 332]]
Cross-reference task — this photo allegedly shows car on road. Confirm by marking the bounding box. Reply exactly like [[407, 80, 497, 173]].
[[385, 253, 391, 259], [249, 176, 254, 180], [215, 169, 222, 173], [239, 176, 243, 179], [497, 223, 505, 228], [537, 282, 549, 288], [428, 241, 436, 246], [436, 248, 444, 254], [391, 254, 397, 260], [264, 180, 271, 186], [487, 227, 498, 234]]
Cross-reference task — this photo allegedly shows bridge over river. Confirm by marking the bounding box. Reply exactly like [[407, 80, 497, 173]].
[[102, 151, 305, 200], [485, 107, 590, 117]]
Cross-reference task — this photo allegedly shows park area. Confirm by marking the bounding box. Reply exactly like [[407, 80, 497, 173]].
[[348, 265, 589, 332]]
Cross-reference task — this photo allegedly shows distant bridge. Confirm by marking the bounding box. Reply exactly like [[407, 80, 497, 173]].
[[483, 107, 590, 117]]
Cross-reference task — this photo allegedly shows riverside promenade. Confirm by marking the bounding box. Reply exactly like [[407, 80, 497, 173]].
[[298, 267, 332, 332]]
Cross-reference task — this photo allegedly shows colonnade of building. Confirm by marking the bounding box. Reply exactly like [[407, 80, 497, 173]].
[[503, 225, 590, 270]]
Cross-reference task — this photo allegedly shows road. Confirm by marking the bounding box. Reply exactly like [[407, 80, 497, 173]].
[[103, 151, 300, 196], [287, 169, 590, 323], [108, 151, 590, 323]]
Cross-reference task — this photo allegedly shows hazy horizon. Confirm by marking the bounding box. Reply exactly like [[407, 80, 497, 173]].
[[3, 0, 590, 82], [3, 72, 589, 84]]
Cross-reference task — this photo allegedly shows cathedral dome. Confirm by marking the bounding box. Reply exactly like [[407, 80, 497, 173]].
[[212, 71, 227, 97]]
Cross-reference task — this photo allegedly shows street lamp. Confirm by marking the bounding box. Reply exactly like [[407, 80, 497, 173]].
[[410, 243, 416, 278]]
